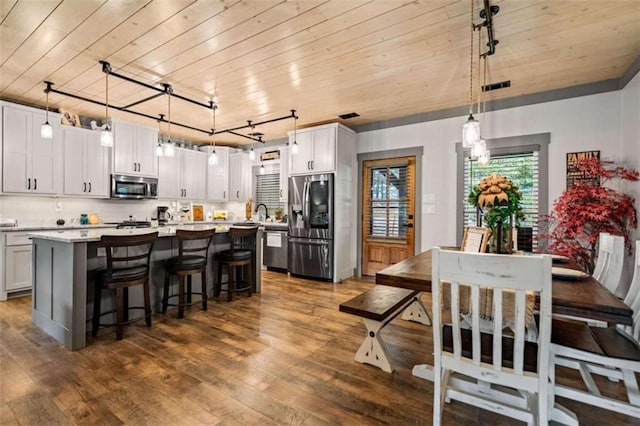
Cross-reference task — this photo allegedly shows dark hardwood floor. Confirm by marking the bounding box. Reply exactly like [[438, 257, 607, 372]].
[[1, 271, 637, 425]]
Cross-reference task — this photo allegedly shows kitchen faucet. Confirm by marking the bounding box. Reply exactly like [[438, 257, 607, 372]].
[[255, 203, 269, 220]]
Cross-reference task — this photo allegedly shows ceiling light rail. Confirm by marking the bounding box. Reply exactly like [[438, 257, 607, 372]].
[[41, 61, 300, 144], [474, 0, 499, 57]]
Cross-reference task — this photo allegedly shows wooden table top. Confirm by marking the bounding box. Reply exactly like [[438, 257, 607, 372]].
[[376, 249, 633, 326]]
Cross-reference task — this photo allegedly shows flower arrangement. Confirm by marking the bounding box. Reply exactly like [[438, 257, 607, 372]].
[[468, 173, 524, 252], [541, 158, 638, 273]]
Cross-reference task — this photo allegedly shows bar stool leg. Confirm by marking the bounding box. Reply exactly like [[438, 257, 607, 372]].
[[178, 274, 185, 319], [115, 288, 125, 340], [248, 259, 253, 297], [228, 266, 234, 302], [143, 278, 152, 328], [123, 288, 129, 322], [92, 280, 102, 337], [215, 263, 222, 297], [201, 270, 208, 310], [187, 275, 192, 304], [162, 272, 170, 313]]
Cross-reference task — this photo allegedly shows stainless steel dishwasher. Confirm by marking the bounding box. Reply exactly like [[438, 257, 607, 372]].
[[263, 225, 288, 271]]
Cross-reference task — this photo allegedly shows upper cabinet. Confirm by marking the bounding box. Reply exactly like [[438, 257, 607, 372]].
[[288, 124, 337, 175], [158, 147, 206, 200], [112, 120, 158, 177], [62, 127, 110, 197], [206, 147, 229, 202], [2, 103, 60, 194], [228, 151, 250, 202]]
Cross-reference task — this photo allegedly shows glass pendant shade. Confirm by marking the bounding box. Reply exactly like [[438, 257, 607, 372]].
[[462, 114, 480, 148], [208, 151, 218, 165], [164, 141, 175, 157], [40, 122, 53, 139], [155, 142, 164, 157], [470, 139, 486, 160], [478, 149, 491, 165], [259, 164, 265, 175], [249, 148, 256, 161], [100, 128, 113, 147], [291, 140, 299, 155]]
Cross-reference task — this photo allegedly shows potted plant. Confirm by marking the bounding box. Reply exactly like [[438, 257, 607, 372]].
[[540, 158, 638, 273], [468, 173, 524, 253], [274, 207, 283, 222]]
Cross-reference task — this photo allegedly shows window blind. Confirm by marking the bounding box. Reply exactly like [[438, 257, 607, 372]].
[[367, 164, 411, 239], [463, 151, 539, 250], [255, 173, 282, 213]]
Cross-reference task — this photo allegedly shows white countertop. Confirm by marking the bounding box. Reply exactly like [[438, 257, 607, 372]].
[[0, 224, 118, 232], [28, 224, 232, 243]]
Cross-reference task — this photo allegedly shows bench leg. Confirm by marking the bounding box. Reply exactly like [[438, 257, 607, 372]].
[[401, 294, 431, 325], [355, 318, 393, 373]]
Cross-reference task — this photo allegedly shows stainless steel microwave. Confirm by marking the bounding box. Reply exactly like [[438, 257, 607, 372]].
[[110, 175, 158, 199]]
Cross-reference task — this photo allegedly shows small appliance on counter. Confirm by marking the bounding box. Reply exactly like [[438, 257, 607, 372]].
[[157, 206, 170, 225]]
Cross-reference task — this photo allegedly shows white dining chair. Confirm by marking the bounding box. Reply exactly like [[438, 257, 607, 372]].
[[550, 241, 640, 420], [592, 232, 612, 282], [431, 248, 553, 425]]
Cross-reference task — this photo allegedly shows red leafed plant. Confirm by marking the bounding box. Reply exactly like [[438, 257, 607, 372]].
[[540, 158, 638, 273]]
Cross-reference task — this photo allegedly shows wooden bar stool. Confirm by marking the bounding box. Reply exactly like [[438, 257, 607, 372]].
[[92, 232, 158, 340], [162, 228, 216, 318], [215, 226, 258, 301]]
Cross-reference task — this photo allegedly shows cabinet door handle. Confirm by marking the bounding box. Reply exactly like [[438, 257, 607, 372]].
[[236, 190, 239, 199], [137, 162, 141, 172], [184, 189, 187, 198], [27, 178, 31, 190], [34, 179, 37, 190], [307, 161, 310, 170], [88, 182, 92, 193], [279, 189, 283, 197], [133, 162, 136, 172], [83, 182, 87, 192], [223, 191, 226, 199], [311, 161, 314, 170]]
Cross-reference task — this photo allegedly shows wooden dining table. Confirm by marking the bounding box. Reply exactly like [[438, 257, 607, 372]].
[[376, 249, 633, 326], [375, 249, 633, 425]]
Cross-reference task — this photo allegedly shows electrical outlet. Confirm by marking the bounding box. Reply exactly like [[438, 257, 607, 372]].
[[55, 201, 63, 212]]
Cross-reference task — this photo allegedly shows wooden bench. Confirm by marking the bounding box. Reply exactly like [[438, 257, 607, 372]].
[[339, 285, 419, 372]]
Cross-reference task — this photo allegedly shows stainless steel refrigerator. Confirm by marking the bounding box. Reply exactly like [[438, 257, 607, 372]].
[[288, 173, 334, 280]]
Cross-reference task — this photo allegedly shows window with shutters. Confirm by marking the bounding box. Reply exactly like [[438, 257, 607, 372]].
[[367, 163, 411, 239], [463, 151, 539, 250], [255, 173, 282, 214]]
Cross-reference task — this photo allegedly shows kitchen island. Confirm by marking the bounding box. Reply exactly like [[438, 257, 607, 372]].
[[28, 224, 263, 350]]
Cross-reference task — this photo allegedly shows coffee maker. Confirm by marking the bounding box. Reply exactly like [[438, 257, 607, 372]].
[[157, 206, 170, 225]]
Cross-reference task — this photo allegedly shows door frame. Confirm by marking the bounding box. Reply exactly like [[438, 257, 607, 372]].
[[356, 146, 423, 277]]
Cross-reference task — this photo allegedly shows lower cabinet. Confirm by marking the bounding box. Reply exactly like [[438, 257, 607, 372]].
[[4, 233, 32, 295]]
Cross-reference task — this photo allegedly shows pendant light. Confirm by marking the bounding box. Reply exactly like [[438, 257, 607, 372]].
[[462, 0, 479, 148], [40, 86, 53, 139], [470, 139, 486, 160], [291, 110, 299, 155], [100, 71, 113, 147], [259, 163, 266, 175], [478, 149, 491, 165], [248, 120, 256, 160], [208, 103, 218, 166], [163, 86, 175, 157], [155, 114, 165, 157]]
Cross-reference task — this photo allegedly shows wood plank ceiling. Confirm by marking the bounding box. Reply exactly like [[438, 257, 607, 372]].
[[0, 0, 638, 146]]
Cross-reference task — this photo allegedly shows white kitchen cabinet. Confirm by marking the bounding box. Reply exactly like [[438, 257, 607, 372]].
[[288, 124, 336, 175], [63, 126, 110, 197], [228, 152, 250, 201], [278, 146, 289, 202], [206, 147, 229, 202], [158, 147, 206, 200], [112, 120, 158, 177], [4, 232, 32, 294], [2, 103, 60, 194]]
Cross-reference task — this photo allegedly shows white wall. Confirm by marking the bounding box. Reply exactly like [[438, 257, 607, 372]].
[[357, 90, 626, 252], [621, 72, 640, 284]]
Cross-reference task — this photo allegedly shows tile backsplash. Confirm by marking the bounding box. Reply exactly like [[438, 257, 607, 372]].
[[0, 195, 248, 226]]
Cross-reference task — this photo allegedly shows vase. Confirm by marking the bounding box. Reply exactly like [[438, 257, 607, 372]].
[[489, 220, 512, 254]]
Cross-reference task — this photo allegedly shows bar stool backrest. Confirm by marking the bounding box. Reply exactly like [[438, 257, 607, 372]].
[[175, 229, 216, 268], [229, 226, 258, 253], [100, 232, 158, 282]]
